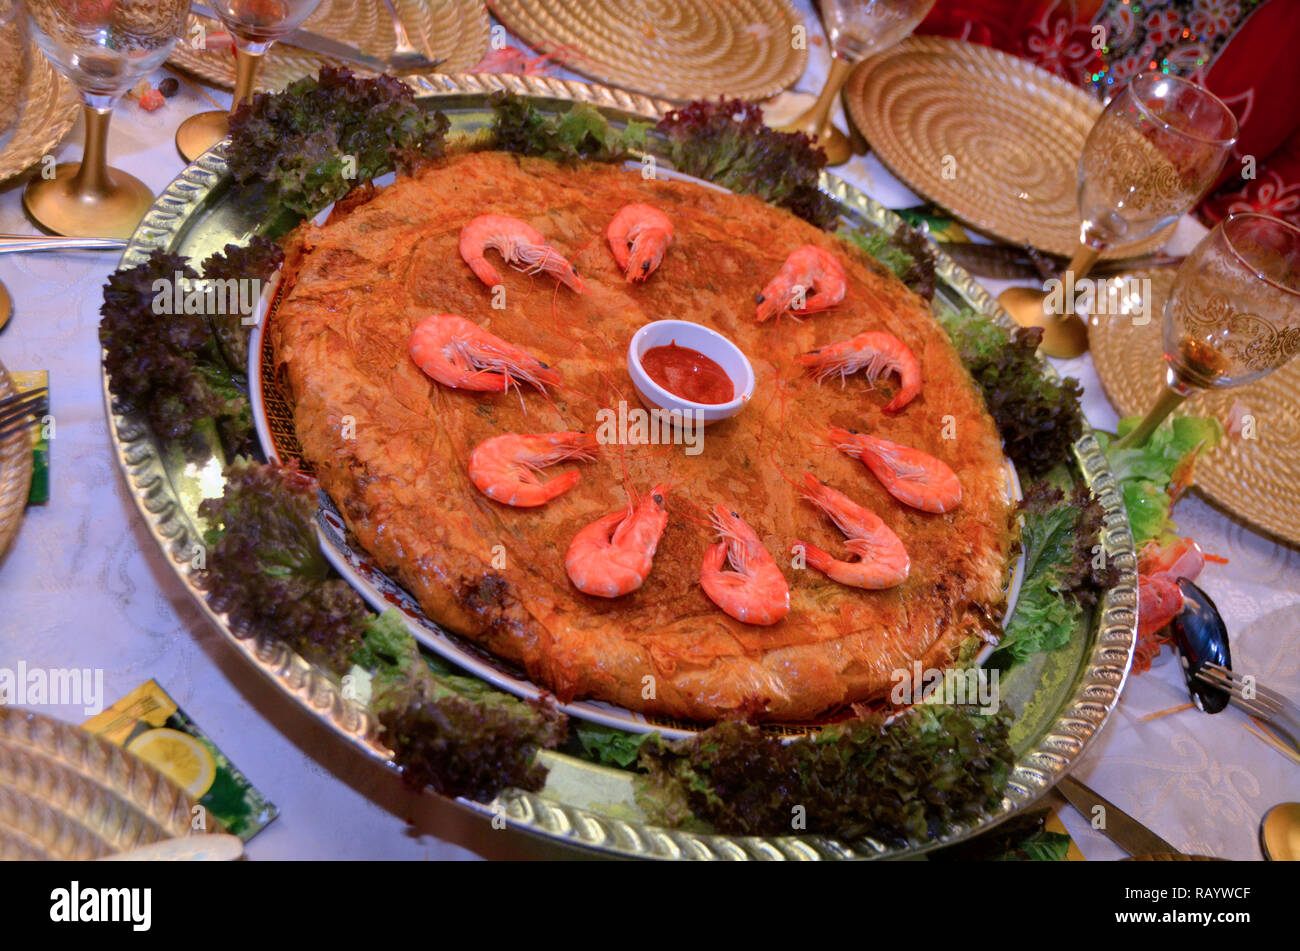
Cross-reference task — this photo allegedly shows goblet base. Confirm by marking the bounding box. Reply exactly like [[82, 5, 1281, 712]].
[[23, 163, 153, 240], [175, 110, 230, 164], [777, 112, 853, 166], [997, 285, 1089, 359]]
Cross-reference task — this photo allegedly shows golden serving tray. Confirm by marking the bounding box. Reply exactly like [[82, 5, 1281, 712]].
[[0, 41, 79, 185], [0, 359, 32, 564], [102, 74, 1137, 860], [0, 709, 199, 860], [844, 36, 1174, 260], [167, 0, 490, 92], [1090, 268, 1300, 546], [489, 0, 806, 101]]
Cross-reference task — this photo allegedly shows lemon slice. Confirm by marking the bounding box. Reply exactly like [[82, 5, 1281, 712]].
[[127, 728, 217, 799]]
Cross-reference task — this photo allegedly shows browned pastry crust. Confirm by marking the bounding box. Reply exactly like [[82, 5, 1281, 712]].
[[272, 151, 1013, 722]]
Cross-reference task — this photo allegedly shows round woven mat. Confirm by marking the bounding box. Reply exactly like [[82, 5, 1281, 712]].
[[0, 360, 32, 563], [0, 708, 198, 860], [0, 46, 79, 185], [1090, 268, 1300, 546], [167, 0, 490, 91], [845, 36, 1175, 259], [488, 0, 806, 101]]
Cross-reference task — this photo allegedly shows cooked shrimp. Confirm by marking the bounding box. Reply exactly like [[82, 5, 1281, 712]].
[[829, 427, 962, 514], [796, 473, 909, 589], [699, 505, 790, 626], [796, 330, 921, 413], [607, 203, 673, 282], [755, 245, 847, 322], [565, 484, 670, 597], [409, 313, 559, 392], [458, 214, 586, 293], [468, 432, 599, 507]]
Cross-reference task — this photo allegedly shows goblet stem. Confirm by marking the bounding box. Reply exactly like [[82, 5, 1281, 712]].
[[230, 47, 263, 112], [1057, 242, 1101, 315], [1114, 384, 1189, 449], [778, 56, 855, 165], [69, 104, 112, 197], [175, 47, 264, 162]]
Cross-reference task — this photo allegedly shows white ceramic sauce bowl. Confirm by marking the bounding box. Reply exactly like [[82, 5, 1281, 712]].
[[626, 319, 755, 424]]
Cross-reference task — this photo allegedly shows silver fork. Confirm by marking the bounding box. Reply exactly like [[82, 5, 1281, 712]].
[[1195, 661, 1300, 754], [378, 0, 440, 73], [1, 234, 127, 254], [0, 387, 48, 442]]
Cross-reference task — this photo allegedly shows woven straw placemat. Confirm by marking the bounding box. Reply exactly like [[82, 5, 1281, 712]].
[[488, 0, 806, 101], [845, 36, 1174, 259], [0, 43, 79, 185], [168, 0, 490, 91]]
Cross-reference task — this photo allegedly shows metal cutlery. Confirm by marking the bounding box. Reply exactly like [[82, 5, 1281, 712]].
[[939, 240, 1186, 282], [1056, 774, 1181, 856], [191, 2, 443, 75], [0, 387, 48, 442], [378, 0, 440, 73], [1194, 661, 1300, 753], [1, 234, 127, 254]]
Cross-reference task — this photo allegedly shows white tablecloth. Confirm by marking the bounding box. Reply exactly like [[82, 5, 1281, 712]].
[[1, 4, 1296, 861]]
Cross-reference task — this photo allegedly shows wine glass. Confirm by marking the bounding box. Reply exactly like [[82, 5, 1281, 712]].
[[21, 0, 188, 239], [1116, 213, 1300, 449], [779, 0, 936, 166], [1001, 72, 1238, 358], [174, 0, 323, 163]]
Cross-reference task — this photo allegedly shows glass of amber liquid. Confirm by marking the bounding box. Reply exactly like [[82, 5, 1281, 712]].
[[1117, 213, 1300, 448]]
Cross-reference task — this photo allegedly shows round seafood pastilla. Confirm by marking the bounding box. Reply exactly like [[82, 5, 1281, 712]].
[[565, 484, 670, 598], [829, 427, 962, 514], [458, 213, 586, 292], [273, 151, 1014, 721], [797, 330, 921, 413], [409, 313, 560, 392], [606, 203, 673, 282], [468, 432, 599, 507], [700, 505, 790, 626], [796, 474, 910, 590], [755, 244, 847, 321]]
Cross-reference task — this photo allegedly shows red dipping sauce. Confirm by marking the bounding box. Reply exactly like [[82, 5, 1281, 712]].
[[641, 341, 735, 405]]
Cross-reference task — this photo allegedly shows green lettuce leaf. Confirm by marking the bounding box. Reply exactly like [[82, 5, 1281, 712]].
[[573, 722, 652, 769], [490, 93, 650, 163], [1101, 415, 1223, 548]]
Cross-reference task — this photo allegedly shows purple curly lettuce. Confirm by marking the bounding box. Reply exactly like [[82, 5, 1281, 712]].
[[656, 98, 840, 229], [227, 65, 450, 218], [197, 458, 370, 673], [636, 706, 1014, 845]]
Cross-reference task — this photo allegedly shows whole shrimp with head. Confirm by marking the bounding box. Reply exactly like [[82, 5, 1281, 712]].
[[606, 203, 673, 282], [700, 505, 790, 626], [755, 244, 847, 321], [565, 484, 670, 598], [796, 473, 910, 590], [458, 214, 586, 293], [829, 427, 962, 514], [468, 432, 599, 507], [409, 313, 559, 393], [797, 330, 921, 413]]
